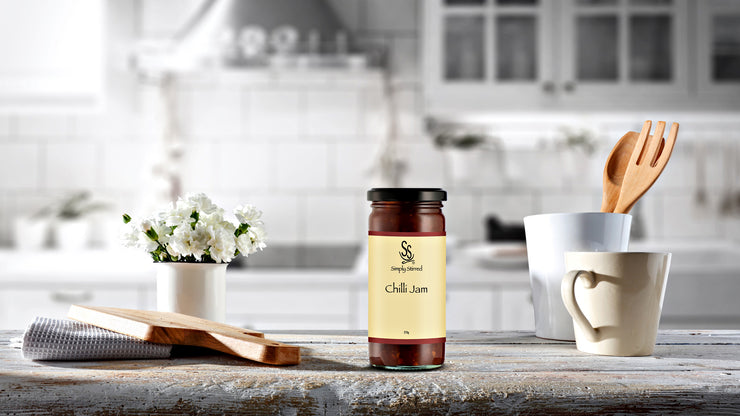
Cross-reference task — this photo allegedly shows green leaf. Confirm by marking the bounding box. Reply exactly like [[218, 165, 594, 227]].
[[145, 228, 159, 241], [235, 223, 250, 237], [122, 214, 131, 224], [190, 211, 199, 230]]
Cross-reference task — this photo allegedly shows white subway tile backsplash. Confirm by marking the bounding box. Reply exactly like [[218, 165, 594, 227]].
[[539, 191, 599, 214], [507, 150, 563, 189], [305, 195, 358, 244], [444, 191, 475, 241], [399, 143, 445, 187], [179, 87, 243, 139], [17, 116, 71, 139], [43, 143, 97, 190], [0, 117, 11, 137], [73, 111, 137, 140], [101, 143, 148, 190], [655, 194, 722, 239], [140, 0, 203, 37], [334, 143, 381, 188], [0, 193, 8, 245], [362, 88, 388, 139], [0, 144, 39, 190], [652, 150, 693, 191], [218, 142, 273, 191], [390, 36, 420, 82], [466, 150, 512, 189], [179, 144, 220, 192], [635, 194, 662, 239], [246, 194, 301, 244], [559, 150, 604, 190], [276, 143, 329, 189], [306, 90, 361, 137], [702, 144, 729, 192], [248, 90, 304, 139], [395, 87, 422, 138]]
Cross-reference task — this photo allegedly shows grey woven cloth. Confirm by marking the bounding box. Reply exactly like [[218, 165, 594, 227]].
[[22, 317, 172, 361]]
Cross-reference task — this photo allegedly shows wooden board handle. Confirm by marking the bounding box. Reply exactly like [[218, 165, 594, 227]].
[[68, 305, 300, 366]]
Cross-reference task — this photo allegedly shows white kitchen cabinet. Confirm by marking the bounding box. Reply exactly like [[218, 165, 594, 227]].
[[557, 0, 689, 108], [424, 0, 555, 111], [225, 285, 354, 330], [499, 287, 535, 330], [424, 0, 555, 112], [423, 0, 717, 113], [0, 0, 105, 113], [660, 272, 740, 329], [0, 286, 147, 330], [696, 0, 740, 104], [447, 289, 497, 330]]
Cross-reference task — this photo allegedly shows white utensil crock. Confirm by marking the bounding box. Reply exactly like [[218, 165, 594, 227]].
[[155, 263, 227, 322], [523, 212, 631, 341]]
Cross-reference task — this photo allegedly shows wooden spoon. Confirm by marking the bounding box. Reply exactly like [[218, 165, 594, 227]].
[[601, 131, 641, 212]]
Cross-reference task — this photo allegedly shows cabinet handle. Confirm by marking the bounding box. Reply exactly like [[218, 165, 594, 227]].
[[563, 81, 576, 93], [50, 290, 93, 304], [542, 81, 556, 94]]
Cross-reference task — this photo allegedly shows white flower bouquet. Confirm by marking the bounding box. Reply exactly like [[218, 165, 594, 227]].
[[122, 193, 266, 263]]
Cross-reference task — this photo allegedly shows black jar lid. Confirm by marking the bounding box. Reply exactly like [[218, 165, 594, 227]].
[[367, 188, 447, 202]]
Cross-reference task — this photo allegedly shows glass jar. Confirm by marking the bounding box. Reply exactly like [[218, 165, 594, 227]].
[[367, 188, 447, 370]]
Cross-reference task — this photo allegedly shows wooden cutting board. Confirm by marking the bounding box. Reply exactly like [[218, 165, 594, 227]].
[[68, 305, 300, 365]]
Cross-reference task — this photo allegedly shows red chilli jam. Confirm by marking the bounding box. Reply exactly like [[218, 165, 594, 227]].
[[367, 188, 446, 370]]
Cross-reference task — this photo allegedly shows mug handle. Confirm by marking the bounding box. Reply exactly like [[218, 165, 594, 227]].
[[561, 270, 600, 342]]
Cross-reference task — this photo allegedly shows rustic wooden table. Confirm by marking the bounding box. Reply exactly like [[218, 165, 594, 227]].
[[1, 330, 739, 414]]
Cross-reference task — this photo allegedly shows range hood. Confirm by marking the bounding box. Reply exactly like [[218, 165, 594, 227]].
[[135, 0, 353, 73]]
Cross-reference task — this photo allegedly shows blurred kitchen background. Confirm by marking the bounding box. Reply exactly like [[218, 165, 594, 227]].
[[0, 0, 739, 331]]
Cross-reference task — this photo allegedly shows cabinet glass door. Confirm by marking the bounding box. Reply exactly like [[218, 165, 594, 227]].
[[428, 0, 553, 111], [492, 0, 545, 85], [561, 0, 686, 105], [697, 1, 740, 99], [444, 15, 486, 81], [629, 14, 672, 80], [711, 15, 740, 81], [576, 15, 619, 81], [441, 1, 545, 84], [574, 0, 675, 83], [496, 15, 538, 81]]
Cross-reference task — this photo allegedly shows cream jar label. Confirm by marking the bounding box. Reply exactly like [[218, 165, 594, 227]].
[[368, 233, 446, 343]]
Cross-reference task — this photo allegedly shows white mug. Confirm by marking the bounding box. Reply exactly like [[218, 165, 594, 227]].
[[523, 212, 631, 341], [562, 252, 671, 356]]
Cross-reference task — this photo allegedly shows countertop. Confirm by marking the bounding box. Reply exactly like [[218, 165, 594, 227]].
[[2, 330, 739, 414]]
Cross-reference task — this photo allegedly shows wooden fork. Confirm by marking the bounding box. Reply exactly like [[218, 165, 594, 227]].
[[613, 120, 679, 214]]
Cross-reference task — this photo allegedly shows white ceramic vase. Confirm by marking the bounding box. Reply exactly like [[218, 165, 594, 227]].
[[155, 263, 227, 322], [445, 149, 481, 184], [55, 218, 90, 250], [13, 216, 50, 250]]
